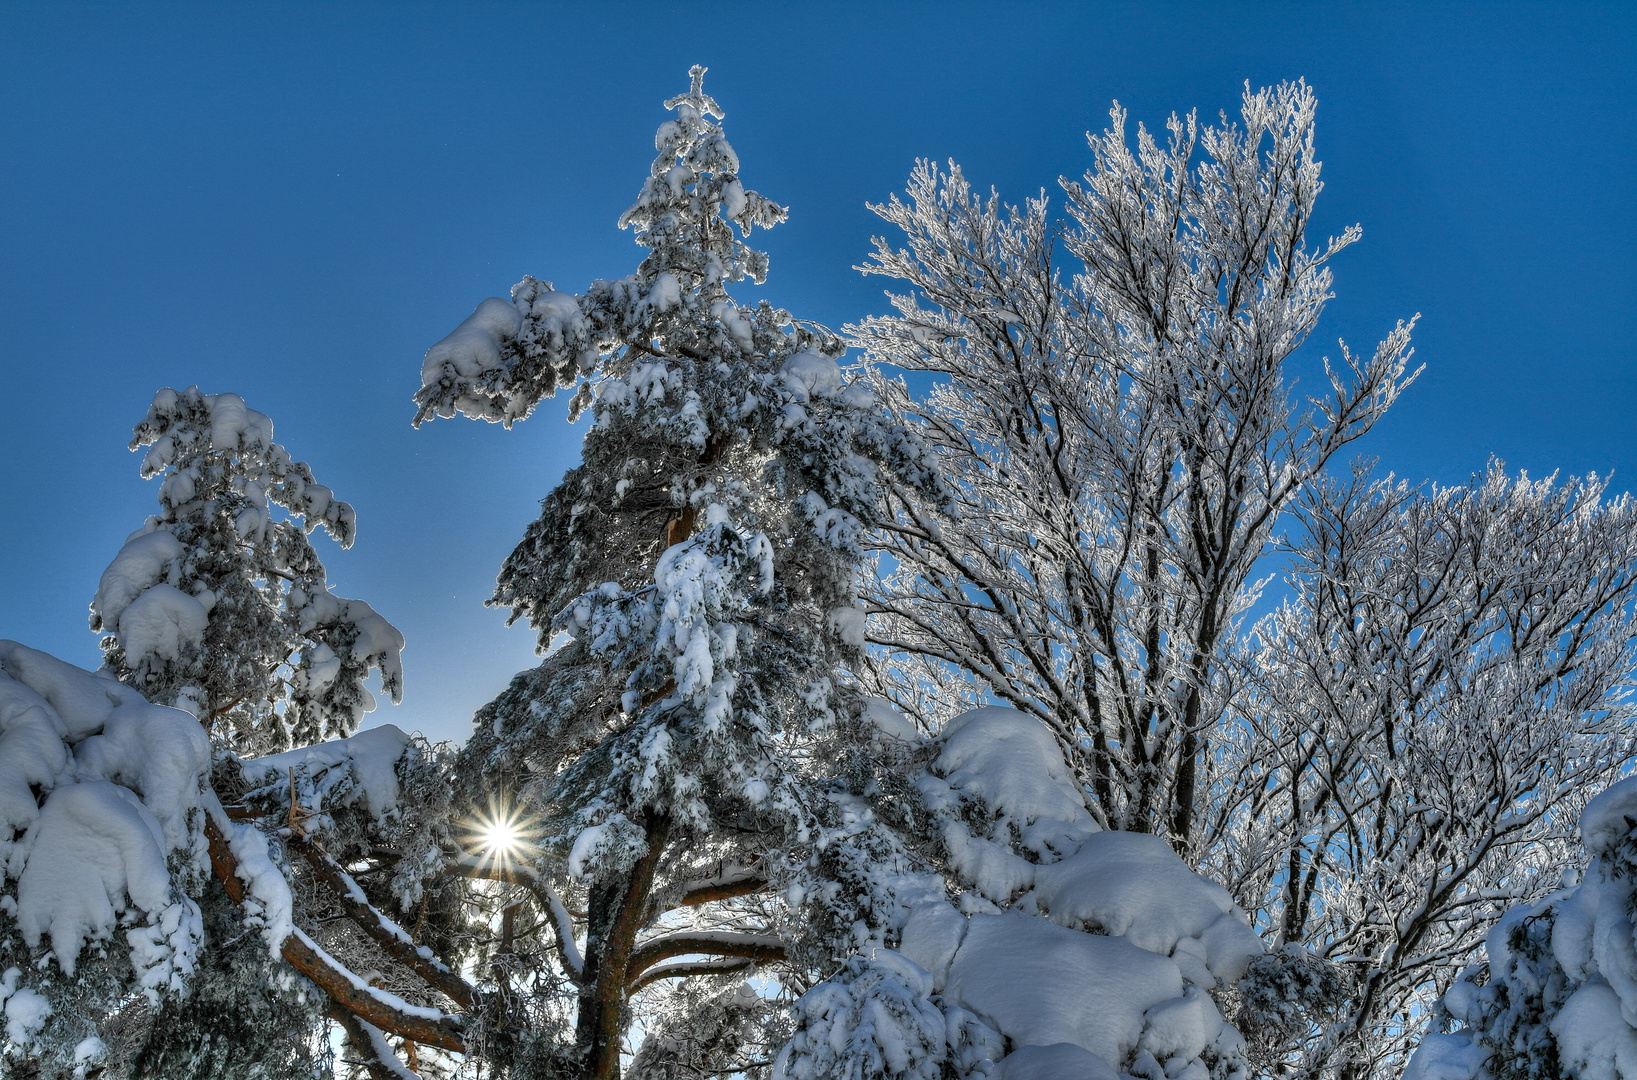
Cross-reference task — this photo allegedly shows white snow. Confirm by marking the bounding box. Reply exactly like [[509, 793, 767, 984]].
[[1581, 775, 1637, 857], [90, 528, 182, 633], [944, 911, 1184, 1067], [1401, 1034, 1491, 1080], [0, 641, 146, 740], [874, 707, 1257, 1079], [998, 1042, 1119, 1080], [72, 1035, 108, 1076], [421, 296, 523, 384], [112, 582, 209, 666], [17, 781, 175, 974], [221, 806, 294, 954], [202, 392, 274, 454], [780, 350, 842, 401], [0, 643, 217, 997], [2, 968, 51, 1046], [0, 668, 71, 867], [1551, 981, 1637, 1080], [917, 707, 1098, 901], [241, 722, 410, 822], [72, 689, 211, 851], [826, 605, 866, 648], [863, 697, 921, 744], [1027, 831, 1264, 984], [290, 589, 407, 707], [896, 900, 967, 988]]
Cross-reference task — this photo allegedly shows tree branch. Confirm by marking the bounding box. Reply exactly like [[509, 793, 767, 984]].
[[449, 852, 585, 981], [626, 932, 785, 988], [203, 812, 467, 1053], [329, 1004, 423, 1080], [289, 831, 476, 1009], [629, 957, 757, 995]]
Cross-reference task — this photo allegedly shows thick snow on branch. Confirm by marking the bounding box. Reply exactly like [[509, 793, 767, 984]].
[[0, 641, 210, 997], [240, 722, 411, 824], [782, 705, 1260, 1080]]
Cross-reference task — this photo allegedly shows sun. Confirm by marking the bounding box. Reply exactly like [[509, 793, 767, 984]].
[[467, 801, 531, 865]]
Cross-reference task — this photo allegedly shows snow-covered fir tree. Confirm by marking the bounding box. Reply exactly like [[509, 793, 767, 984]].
[[91, 387, 404, 754], [416, 66, 948, 1080]]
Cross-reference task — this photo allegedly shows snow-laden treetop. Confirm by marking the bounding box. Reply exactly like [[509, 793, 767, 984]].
[[414, 64, 787, 427]]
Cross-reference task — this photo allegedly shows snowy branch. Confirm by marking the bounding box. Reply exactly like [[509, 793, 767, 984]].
[[290, 831, 476, 1008], [203, 813, 467, 1052]]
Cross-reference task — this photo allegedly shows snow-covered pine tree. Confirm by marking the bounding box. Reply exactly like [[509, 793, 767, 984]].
[[0, 642, 466, 1080], [415, 67, 946, 1080], [91, 386, 404, 754]]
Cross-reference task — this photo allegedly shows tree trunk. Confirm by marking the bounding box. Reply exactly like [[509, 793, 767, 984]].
[[575, 812, 672, 1080]]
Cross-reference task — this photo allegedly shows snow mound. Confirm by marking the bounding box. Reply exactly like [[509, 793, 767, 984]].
[[864, 697, 921, 745], [1580, 775, 1637, 857], [241, 722, 411, 821], [946, 911, 1184, 1065], [421, 296, 523, 384], [91, 528, 183, 633], [787, 706, 1257, 1080], [17, 781, 176, 973], [1027, 831, 1264, 985], [917, 707, 1098, 902], [0, 643, 210, 992], [2, 968, 52, 1046], [114, 582, 208, 666], [780, 350, 842, 401], [998, 1042, 1119, 1080]]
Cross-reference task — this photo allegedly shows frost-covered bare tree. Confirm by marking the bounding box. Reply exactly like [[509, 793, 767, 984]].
[[1210, 464, 1637, 1077], [855, 81, 1418, 847]]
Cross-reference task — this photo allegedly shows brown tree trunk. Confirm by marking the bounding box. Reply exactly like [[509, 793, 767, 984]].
[[575, 812, 672, 1080]]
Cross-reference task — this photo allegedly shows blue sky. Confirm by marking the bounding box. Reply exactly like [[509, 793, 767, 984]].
[[2, 2, 1632, 745]]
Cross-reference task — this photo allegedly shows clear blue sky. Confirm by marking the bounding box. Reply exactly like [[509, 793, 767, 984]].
[[2, 2, 1632, 745]]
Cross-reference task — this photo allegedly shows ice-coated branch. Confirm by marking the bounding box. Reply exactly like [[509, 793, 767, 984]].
[[449, 851, 585, 980]]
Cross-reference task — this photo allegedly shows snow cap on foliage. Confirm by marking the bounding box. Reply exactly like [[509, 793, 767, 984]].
[[1028, 832, 1264, 985], [0, 642, 208, 992], [1409, 774, 1637, 1080], [784, 704, 1256, 1080], [917, 707, 1099, 901], [240, 722, 411, 824]]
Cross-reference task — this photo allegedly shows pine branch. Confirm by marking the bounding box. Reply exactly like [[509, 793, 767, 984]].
[[290, 831, 476, 1009], [626, 931, 785, 988], [203, 812, 467, 1053]]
